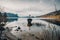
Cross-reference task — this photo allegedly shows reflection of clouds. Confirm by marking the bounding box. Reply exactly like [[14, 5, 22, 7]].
[[4, 21, 18, 28], [4, 18, 60, 39]]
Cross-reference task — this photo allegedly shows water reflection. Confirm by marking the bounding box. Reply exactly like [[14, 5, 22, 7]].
[[0, 15, 60, 40], [7, 18, 18, 22], [41, 19, 60, 26], [4, 18, 60, 39]]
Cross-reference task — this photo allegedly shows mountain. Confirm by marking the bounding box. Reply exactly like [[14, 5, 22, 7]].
[[37, 10, 60, 17], [6, 13, 18, 17], [0, 12, 18, 22], [36, 10, 60, 19]]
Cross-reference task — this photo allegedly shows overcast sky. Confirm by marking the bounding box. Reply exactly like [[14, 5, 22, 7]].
[[0, 0, 60, 16]]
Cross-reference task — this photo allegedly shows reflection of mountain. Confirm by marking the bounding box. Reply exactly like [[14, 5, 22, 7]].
[[41, 19, 60, 26]]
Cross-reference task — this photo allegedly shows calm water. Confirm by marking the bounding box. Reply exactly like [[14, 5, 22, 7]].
[[4, 18, 60, 38]]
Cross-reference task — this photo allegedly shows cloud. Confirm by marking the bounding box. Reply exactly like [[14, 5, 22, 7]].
[[0, 0, 59, 16]]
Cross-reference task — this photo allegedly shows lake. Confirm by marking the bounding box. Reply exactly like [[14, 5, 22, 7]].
[[4, 18, 60, 40]]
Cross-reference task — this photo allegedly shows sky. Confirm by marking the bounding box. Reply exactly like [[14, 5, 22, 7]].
[[0, 0, 60, 16]]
